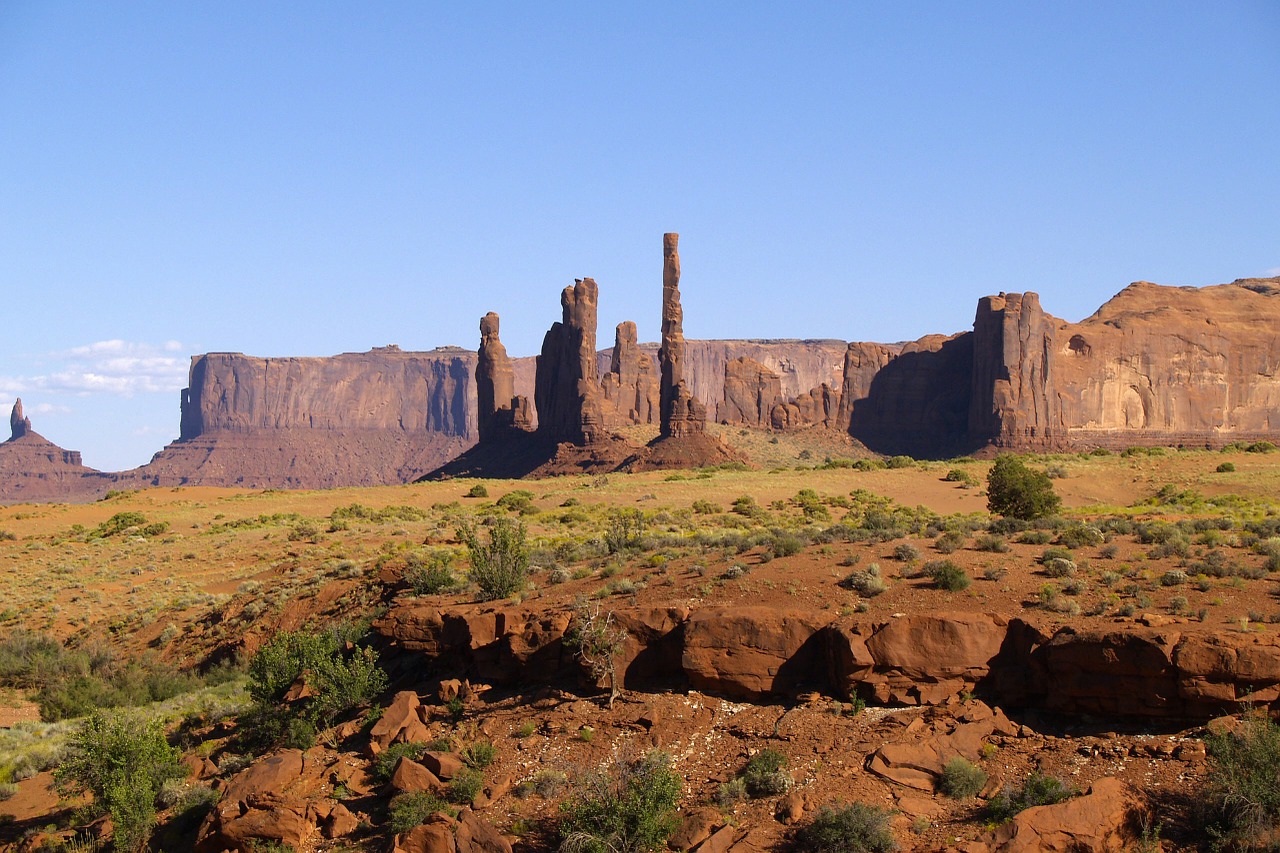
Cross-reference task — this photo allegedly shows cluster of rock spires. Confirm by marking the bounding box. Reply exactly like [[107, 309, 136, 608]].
[[449, 233, 738, 477], [3, 243, 1280, 498]]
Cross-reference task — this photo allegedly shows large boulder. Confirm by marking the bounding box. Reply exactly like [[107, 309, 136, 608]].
[[681, 607, 830, 700]]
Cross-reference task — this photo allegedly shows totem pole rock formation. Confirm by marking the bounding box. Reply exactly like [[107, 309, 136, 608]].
[[534, 278, 607, 445], [9, 399, 30, 440], [658, 233, 706, 438], [476, 312, 532, 442], [600, 321, 657, 427]]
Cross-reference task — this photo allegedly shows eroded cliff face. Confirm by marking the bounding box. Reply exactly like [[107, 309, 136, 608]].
[[1053, 280, 1280, 448], [151, 347, 478, 488], [968, 292, 1064, 451]]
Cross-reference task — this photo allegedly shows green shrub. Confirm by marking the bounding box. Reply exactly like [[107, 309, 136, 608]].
[[939, 757, 987, 799], [372, 741, 428, 783], [462, 740, 497, 769], [974, 534, 1009, 553], [1017, 530, 1052, 545], [771, 533, 805, 558], [447, 767, 484, 804], [924, 560, 971, 592], [245, 626, 386, 747], [1203, 713, 1280, 847], [496, 489, 535, 514], [1216, 462, 1236, 473], [987, 455, 1062, 520], [742, 748, 792, 797], [55, 711, 186, 852], [885, 455, 915, 469], [893, 543, 920, 563], [404, 551, 457, 595], [465, 484, 489, 498], [794, 802, 897, 852], [692, 499, 721, 515], [388, 790, 451, 834], [934, 531, 967, 553], [840, 565, 887, 597], [559, 751, 680, 853], [460, 517, 530, 601], [1058, 524, 1104, 549], [944, 468, 978, 487], [984, 772, 1073, 822], [1042, 558, 1077, 579]]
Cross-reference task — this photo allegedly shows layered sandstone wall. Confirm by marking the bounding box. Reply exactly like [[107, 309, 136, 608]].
[[180, 347, 475, 439], [1053, 280, 1280, 448]]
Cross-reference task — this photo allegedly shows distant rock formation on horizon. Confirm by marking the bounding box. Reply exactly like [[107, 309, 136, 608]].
[[3, 248, 1278, 501]]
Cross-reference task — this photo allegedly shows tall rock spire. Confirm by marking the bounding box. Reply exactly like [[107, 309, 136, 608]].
[[475, 312, 531, 442], [658, 233, 706, 437], [9, 398, 31, 440]]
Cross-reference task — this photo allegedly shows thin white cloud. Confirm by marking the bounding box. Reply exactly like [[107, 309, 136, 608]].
[[1264, 267, 1280, 277], [3, 340, 189, 399]]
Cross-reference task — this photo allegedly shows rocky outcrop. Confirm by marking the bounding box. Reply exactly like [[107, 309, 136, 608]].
[[969, 292, 1063, 451], [658, 233, 705, 438], [1053, 280, 1280, 449], [770, 383, 841, 430], [961, 777, 1144, 853], [476, 313, 531, 442], [600, 321, 657, 427], [534, 278, 607, 445], [377, 601, 1280, 719], [9, 399, 30, 440], [717, 358, 781, 426]]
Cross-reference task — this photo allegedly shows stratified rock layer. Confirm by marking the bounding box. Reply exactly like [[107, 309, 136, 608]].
[[1054, 280, 1280, 449], [969, 292, 1063, 451], [145, 347, 477, 488]]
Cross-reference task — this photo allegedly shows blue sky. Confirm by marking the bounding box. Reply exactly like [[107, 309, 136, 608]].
[[2, 2, 1278, 470]]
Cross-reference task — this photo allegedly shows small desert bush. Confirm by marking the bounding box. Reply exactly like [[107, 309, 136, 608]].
[[372, 741, 428, 783], [892, 543, 920, 563], [974, 534, 1009, 553], [924, 560, 971, 592], [1058, 524, 1104, 549], [1202, 713, 1280, 849], [244, 625, 386, 748], [460, 517, 530, 601], [388, 790, 452, 834], [840, 564, 887, 597], [984, 772, 1074, 823], [404, 551, 457, 595], [55, 711, 186, 852], [794, 802, 897, 853], [939, 757, 987, 799], [934, 531, 967, 554], [742, 748, 792, 797], [558, 750, 680, 853], [1043, 558, 1077, 579]]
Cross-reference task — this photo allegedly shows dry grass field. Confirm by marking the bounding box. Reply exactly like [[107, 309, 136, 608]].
[[2, 431, 1280, 851]]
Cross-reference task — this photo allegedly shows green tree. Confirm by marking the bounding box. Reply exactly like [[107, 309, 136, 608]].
[[986, 455, 1061, 520], [55, 711, 186, 852]]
